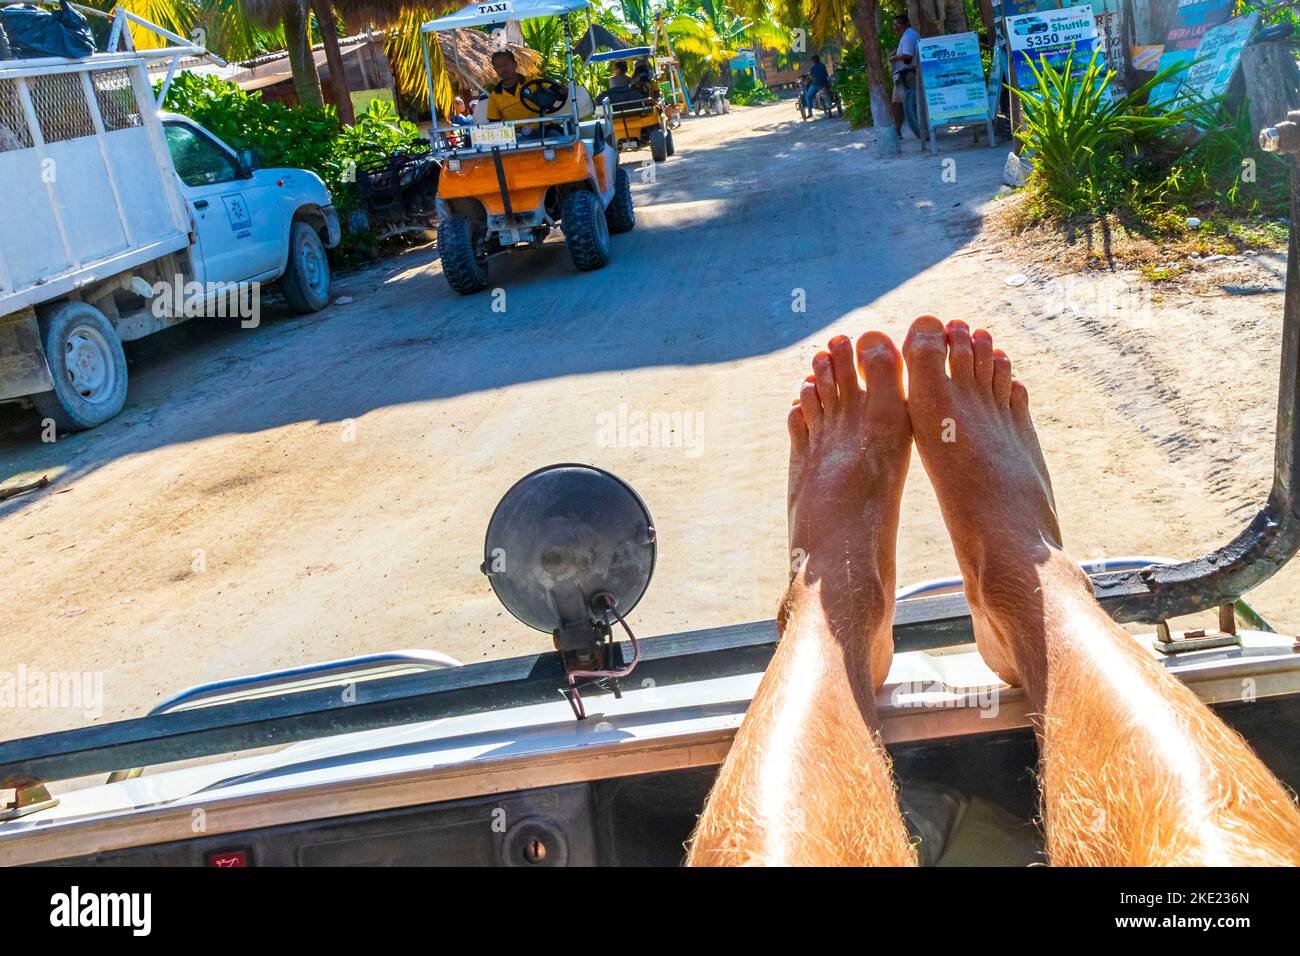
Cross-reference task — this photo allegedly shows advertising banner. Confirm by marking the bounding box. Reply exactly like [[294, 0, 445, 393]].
[[1007, 5, 1103, 91]]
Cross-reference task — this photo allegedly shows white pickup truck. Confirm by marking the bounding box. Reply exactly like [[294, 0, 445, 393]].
[[0, 13, 340, 431]]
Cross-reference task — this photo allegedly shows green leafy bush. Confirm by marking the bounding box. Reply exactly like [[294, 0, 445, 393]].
[[731, 84, 778, 105], [160, 72, 423, 254], [1012, 52, 1195, 218], [1167, 99, 1289, 214], [1012, 51, 1289, 226], [834, 48, 871, 129]]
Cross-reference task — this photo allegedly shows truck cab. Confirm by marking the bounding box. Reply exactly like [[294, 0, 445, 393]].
[[0, 28, 341, 433]]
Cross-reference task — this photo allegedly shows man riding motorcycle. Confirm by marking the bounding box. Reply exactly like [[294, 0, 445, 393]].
[[802, 54, 831, 115]]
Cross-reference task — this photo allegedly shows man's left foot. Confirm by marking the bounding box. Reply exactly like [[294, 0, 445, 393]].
[[786, 333, 912, 688]]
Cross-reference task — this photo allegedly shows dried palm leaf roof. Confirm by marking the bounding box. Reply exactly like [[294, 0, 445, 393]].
[[436, 28, 541, 93]]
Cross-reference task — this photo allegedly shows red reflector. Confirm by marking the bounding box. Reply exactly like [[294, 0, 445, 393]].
[[206, 849, 249, 867]]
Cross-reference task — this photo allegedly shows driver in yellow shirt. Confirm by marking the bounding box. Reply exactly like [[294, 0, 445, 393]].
[[486, 50, 533, 125]]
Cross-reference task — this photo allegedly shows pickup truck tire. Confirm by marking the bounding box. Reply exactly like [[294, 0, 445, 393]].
[[438, 215, 490, 295], [562, 190, 611, 272], [666, 130, 675, 156], [605, 166, 635, 234], [280, 221, 331, 314], [31, 301, 128, 432], [649, 128, 668, 163]]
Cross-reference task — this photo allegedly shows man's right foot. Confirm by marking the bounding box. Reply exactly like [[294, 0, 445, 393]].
[[902, 315, 1077, 686]]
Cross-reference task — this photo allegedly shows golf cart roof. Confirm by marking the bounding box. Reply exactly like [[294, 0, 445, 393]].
[[421, 0, 589, 32], [588, 45, 651, 63]]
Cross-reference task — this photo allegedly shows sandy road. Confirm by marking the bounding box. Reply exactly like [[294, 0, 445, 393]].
[[1, 101, 1294, 740]]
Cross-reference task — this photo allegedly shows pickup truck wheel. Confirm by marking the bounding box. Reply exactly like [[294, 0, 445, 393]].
[[562, 190, 610, 271], [604, 166, 635, 234], [31, 301, 128, 432], [438, 215, 490, 295], [665, 130, 675, 156], [649, 128, 668, 163], [280, 221, 331, 313]]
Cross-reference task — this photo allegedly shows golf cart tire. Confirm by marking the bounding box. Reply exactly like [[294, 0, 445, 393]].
[[562, 190, 611, 272], [438, 215, 490, 295], [666, 130, 675, 156], [31, 300, 128, 433], [649, 128, 668, 163], [605, 166, 636, 234], [280, 221, 332, 314]]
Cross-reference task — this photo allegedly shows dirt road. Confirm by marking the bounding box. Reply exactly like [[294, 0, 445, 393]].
[[1, 101, 1293, 740]]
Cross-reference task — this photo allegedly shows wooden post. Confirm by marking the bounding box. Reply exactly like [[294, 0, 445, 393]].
[[1242, 41, 1300, 145]]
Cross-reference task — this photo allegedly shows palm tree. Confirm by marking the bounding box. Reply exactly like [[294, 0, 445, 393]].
[[791, 0, 891, 139], [662, 0, 790, 86], [242, 0, 326, 109]]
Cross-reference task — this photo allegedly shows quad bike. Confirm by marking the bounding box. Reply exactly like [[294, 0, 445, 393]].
[[350, 140, 440, 240], [692, 84, 730, 116], [797, 73, 843, 120], [419, 4, 635, 296]]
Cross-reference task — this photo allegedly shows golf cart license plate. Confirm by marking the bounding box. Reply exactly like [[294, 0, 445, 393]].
[[472, 124, 516, 148]]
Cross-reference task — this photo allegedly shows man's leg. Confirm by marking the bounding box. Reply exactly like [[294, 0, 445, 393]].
[[903, 84, 921, 139], [903, 315, 1300, 865], [686, 333, 916, 866]]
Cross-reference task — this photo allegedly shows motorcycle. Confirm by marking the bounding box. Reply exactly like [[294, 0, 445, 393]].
[[797, 73, 843, 120], [349, 139, 440, 240]]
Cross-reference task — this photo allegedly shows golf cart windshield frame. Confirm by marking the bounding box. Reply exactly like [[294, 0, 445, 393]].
[[419, 0, 590, 160], [2, 116, 1298, 792]]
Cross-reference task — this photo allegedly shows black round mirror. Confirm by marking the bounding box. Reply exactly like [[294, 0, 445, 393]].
[[482, 464, 655, 634]]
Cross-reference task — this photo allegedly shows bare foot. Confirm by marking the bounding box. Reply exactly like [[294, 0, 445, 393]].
[[902, 316, 1075, 686], [785, 332, 911, 689]]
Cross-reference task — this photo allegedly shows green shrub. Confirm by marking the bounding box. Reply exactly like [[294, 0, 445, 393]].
[[1012, 51, 1196, 218], [1167, 99, 1289, 215], [731, 84, 778, 105], [834, 46, 871, 129], [160, 72, 423, 255]]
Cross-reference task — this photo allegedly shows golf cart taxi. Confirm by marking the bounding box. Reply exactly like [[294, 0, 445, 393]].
[[422, 0, 635, 295], [1, 117, 1299, 869], [590, 46, 675, 162]]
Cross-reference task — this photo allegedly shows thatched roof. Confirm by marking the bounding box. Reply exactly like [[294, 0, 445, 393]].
[[436, 29, 541, 94]]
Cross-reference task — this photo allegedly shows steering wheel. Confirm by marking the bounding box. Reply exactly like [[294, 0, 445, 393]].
[[519, 78, 569, 116]]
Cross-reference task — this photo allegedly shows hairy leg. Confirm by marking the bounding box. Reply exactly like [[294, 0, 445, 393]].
[[686, 333, 916, 866], [904, 315, 1300, 865]]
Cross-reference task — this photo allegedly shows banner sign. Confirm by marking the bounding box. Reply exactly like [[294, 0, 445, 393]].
[[918, 32, 990, 125], [1147, 0, 1234, 103], [1152, 12, 1259, 106], [1007, 4, 1103, 94]]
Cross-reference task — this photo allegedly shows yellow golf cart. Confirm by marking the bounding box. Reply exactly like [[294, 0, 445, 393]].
[[419, 0, 636, 295]]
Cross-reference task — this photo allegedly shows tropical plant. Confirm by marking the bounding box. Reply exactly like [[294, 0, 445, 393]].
[[664, 0, 790, 85], [798, 0, 891, 137], [1167, 99, 1290, 214], [1012, 52, 1199, 218]]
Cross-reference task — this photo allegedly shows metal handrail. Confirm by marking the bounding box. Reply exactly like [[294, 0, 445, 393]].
[[105, 651, 462, 783]]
